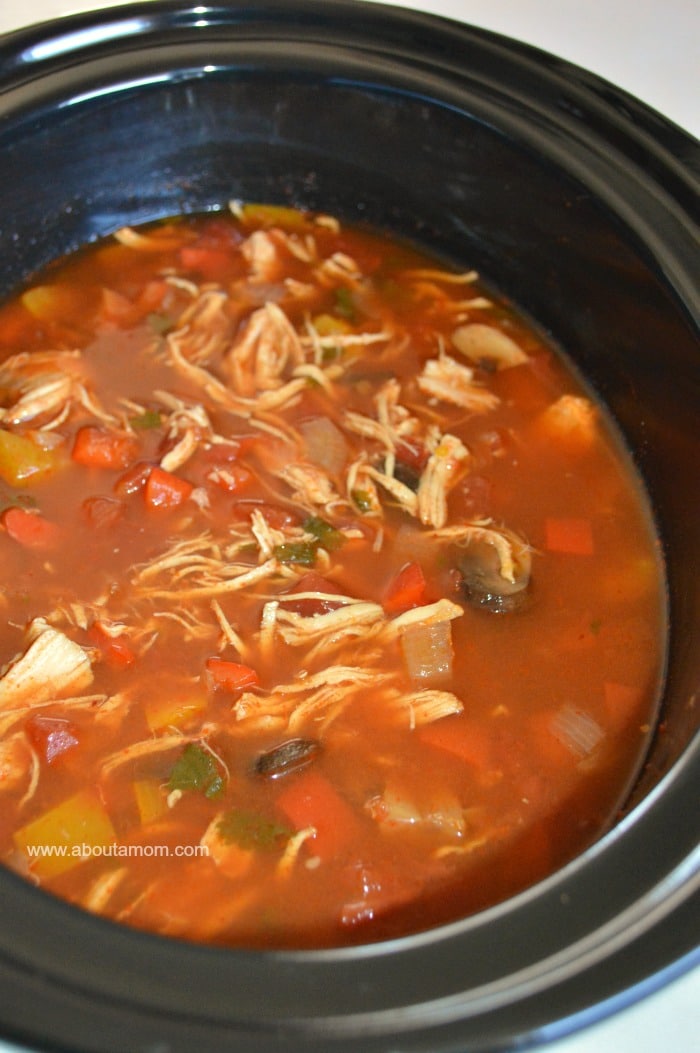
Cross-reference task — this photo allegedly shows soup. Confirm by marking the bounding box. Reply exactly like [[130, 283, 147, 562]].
[[0, 204, 664, 948]]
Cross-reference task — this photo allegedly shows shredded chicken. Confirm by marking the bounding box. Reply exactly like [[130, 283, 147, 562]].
[[416, 432, 470, 528], [417, 352, 500, 413], [224, 302, 305, 396], [0, 620, 93, 712]]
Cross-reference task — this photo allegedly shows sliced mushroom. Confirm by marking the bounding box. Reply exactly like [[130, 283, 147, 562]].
[[254, 737, 321, 779], [457, 532, 532, 613]]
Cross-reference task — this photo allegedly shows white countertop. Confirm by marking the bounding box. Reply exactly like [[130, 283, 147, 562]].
[[0, 2, 698, 1052]]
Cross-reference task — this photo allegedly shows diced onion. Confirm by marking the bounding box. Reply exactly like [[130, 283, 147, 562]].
[[550, 704, 604, 757], [300, 416, 349, 476], [400, 620, 453, 686]]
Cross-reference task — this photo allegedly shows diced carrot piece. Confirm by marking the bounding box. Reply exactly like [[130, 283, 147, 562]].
[[2, 506, 60, 548], [383, 561, 427, 614], [72, 426, 139, 471], [419, 717, 493, 772], [144, 466, 193, 509], [276, 770, 361, 862], [87, 622, 136, 669], [204, 657, 260, 693], [544, 517, 594, 556]]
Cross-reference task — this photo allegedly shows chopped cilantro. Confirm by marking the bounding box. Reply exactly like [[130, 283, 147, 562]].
[[129, 409, 162, 430], [273, 540, 318, 566], [217, 808, 292, 851], [303, 516, 344, 551], [333, 286, 356, 321], [167, 743, 224, 799]]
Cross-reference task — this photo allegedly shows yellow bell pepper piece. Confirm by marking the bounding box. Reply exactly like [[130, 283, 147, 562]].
[[0, 429, 60, 487], [133, 778, 167, 825], [14, 789, 116, 878]]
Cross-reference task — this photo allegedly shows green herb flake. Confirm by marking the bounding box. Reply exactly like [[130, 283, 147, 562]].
[[351, 488, 374, 513], [333, 286, 357, 321], [589, 618, 603, 636], [273, 540, 318, 567], [321, 345, 342, 364], [303, 516, 344, 552], [167, 743, 224, 799], [147, 312, 174, 335], [217, 809, 292, 851], [129, 408, 162, 430]]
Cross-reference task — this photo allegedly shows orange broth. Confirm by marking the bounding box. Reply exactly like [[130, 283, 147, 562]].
[[0, 205, 665, 948]]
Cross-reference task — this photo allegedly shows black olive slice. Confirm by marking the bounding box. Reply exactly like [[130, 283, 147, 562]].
[[254, 738, 321, 779]]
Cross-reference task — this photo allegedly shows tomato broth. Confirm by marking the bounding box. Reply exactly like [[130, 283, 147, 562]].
[[0, 205, 665, 948]]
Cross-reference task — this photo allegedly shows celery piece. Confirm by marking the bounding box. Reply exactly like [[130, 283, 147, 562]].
[[129, 408, 162, 430], [273, 540, 318, 566], [14, 790, 116, 878], [333, 286, 357, 321]]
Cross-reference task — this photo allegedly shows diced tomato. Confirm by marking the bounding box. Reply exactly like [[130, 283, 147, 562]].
[[1, 506, 60, 548], [383, 561, 427, 614], [204, 657, 260, 693], [395, 438, 429, 472], [276, 770, 362, 862], [114, 460, 154, 497], [25, 715, 80, 765], [282, 571, 346, 616], [144, 466, 193, 509], [419, 717, 493, 773], [179, 245, 232, 281], [452, 473, 492, 518], [231, 500, 301, 530], [100, 287, 134, 324], [135, 279, 169, 314], [72, 426, 139, 471], [81, 495, 125, 530], [207, 462, 254, 493], [544, 517, 595, 556], [87, 622, 136, 669]]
